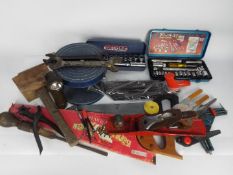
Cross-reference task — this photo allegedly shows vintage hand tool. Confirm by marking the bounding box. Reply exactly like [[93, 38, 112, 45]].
[[18, 105, 63, 154], [176, 130, 221, 147], [18, 106, 63, 135], [180, 89, 203, 104], [137, 109, 197, 131], [196, 98, 217, 115], [177, 130, 221, 154], [105, 109, 205, 137], [70, 101, 157, 115], [177, 99, 226, 154], [44, 53, 122, 72], [173, 89, 209, 111], [136, 94, 183, 160], [137, 135, 182, 159], [13, 64, 79, 146], [77, 110, 94, 143], [0, 112, 108, 156], [70, 93, 178, 115], [100, 80, 169, 101]]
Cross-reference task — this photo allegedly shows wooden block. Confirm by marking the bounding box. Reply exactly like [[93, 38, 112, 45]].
[[12, 64, 49, 102]]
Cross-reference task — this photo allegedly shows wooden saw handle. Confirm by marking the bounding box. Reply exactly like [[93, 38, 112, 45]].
[[137, 135, 183, 160]]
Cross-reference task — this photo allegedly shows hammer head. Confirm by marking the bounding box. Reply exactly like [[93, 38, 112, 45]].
[[12, 63, 49, 102]]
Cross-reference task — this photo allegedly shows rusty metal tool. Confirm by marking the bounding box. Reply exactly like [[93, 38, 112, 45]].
[[138, 109, 197, 131], [37, 87, 78, 146], [77, 110, 93, 143], [44, 53, 122, 72], [0, 112, 108, 156], [12, 64, 79, 146], [18, 105, 63, 154]]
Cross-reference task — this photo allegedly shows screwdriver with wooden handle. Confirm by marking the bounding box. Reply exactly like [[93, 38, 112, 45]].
[[168, 63, 197, 68], [180, 89, 203, 104], [173, 89, 209, 111]]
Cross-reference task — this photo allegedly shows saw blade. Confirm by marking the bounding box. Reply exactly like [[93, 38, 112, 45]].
[[69, 102, 147, 115]]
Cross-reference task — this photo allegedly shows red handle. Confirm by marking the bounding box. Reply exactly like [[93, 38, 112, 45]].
[[165, 73, 190, 89]]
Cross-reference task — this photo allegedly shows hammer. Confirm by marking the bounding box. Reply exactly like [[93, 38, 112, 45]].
[[12, 64, 78, 146]]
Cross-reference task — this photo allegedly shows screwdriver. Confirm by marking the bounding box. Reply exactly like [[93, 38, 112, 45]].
[[168, 63, 197, 68]]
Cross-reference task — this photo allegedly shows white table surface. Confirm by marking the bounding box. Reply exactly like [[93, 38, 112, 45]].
[[0, 0, 233, 174]]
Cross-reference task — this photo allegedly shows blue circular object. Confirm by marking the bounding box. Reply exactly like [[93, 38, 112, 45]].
[[63, 85, 104, 105], [55, 43, 106, 88]]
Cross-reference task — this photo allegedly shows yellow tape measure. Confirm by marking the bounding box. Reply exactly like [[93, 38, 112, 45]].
[[144, 101, 159, 115]]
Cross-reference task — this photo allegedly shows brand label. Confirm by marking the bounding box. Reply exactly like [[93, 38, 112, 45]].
[[104, 44, 128, 52]]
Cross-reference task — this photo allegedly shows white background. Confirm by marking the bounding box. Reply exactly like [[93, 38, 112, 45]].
[[0, 0, 233, 174]]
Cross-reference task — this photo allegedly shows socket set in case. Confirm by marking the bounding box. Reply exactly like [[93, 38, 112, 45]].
[[147, 29, 212, 81], [87, 38, 146, 71], [103, 54, 145, 70], [149, 59, 212, 80]]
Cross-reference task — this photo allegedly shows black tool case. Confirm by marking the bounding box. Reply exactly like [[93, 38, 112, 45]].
[[146, 29, 212, 81], [87, 38, 146, 71]]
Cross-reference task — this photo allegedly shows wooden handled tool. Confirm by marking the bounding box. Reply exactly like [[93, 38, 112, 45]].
[[12, 64, 78, 146], [180, 89, 203, 104], [0, 112, 108, 156], [194, 95, 209, 108], [174, 89, 209, 112], [44, 54, 122, 72], [37, 87, 78, 146], [137, 135, 182, 159]]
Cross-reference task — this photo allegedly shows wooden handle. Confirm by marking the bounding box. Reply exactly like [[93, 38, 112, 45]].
[[0, 112, 58, 138], [137, 135, 182, 159], [37, 87, 79, 146], [187, 89, 203, 100], [195, 95, 209, 107]]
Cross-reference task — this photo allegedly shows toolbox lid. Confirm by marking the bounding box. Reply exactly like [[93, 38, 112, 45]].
[[87, 38, 146, 55], [147, 29, 211, 59]]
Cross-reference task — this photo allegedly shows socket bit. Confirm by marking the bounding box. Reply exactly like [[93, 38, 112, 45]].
[[196, 71, 201, 76], [151, 59, 182, 63], [152, 62, 166, 67], [163, 67, 197, 71], [202, 71, 208, 76], [185, 60, 203, 64]]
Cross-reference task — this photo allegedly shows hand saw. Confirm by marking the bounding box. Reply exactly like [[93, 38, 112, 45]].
[[69, 102, 146, 115]]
